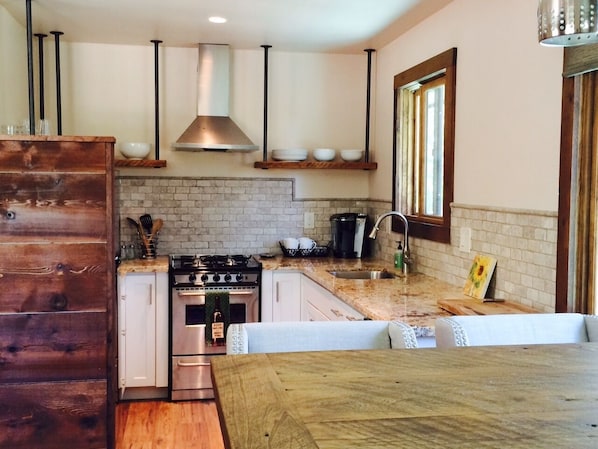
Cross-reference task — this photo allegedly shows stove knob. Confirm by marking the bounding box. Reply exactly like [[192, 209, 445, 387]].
[[201, 274, 209, 283], [188, 273, 197, 283], [224, 273, 232, 282], [236, 273, 244, 282], [213, 274, 221, 282]]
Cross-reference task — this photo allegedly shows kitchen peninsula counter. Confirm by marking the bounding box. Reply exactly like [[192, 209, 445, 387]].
[[259, 255, 470, 336]]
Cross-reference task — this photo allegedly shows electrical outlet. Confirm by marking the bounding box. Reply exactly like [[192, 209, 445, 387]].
[[304, 212, 315, 229], [459, 227, 471, 253]]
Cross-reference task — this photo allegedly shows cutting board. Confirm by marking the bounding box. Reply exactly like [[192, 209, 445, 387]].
[[438, 299, 539, 316]]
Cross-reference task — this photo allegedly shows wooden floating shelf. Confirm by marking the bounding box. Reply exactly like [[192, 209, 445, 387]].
[[254, 161, 377, 170], [115, 159, 167, 168]]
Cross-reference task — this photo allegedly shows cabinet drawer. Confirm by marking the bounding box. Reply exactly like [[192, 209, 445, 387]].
[[0, 311, 107, 383], [0, 173, 108, 240], [0, 140, 108, 172], [0, 243, 109, 313], [0, 380, 107, 449]]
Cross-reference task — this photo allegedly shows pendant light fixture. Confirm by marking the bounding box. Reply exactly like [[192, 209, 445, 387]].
[[538, 0, 598, 46]]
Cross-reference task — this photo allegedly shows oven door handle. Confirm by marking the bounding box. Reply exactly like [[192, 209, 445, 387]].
[[177, 360, 212, 367], [176, 291, 254, 297]]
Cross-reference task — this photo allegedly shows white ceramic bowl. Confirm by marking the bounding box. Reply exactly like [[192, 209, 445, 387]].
[[313, 148, 336, 161], [340, 149, 364, 162], [120, 142, 151, 159], [271, 148, 308, 161]]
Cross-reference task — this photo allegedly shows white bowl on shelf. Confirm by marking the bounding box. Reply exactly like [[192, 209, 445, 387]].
[[271, 148, 308, 161], [119, 142, 151, 159], [340, 149, 364, 162], [313, 148, 336, 161]]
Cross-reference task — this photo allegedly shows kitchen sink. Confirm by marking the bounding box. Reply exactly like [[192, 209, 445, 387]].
[[328, 270, 396, 280]]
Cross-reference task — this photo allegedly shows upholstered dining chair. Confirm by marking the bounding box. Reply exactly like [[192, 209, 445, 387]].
[[435, 313, 598, 348], [226, 320, 418, 354]]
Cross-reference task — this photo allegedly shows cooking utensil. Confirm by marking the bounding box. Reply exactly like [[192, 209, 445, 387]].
[[150, 218, 163, 237], [140, 214, 153, 234], [126, 217, 142, 232], [127, 216, 150, 251]]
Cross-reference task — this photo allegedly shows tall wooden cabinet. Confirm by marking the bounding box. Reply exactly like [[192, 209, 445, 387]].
[[0, 136, 116, 449]]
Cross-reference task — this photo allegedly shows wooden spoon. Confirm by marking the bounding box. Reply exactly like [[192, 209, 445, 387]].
[[150, 218, 163, 239]]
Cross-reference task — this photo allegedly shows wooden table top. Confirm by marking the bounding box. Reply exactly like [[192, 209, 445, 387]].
[[212, 343, 598, 449]]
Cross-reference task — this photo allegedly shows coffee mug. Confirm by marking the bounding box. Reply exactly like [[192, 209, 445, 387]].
[[298, 237, 317, 250], [282, 237, 299, 249]]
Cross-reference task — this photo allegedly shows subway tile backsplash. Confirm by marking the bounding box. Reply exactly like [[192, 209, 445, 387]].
[[118, 176, 557, 312]]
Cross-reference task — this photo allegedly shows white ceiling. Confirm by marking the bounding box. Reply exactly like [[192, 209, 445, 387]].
[[0, 0, 452, 53]]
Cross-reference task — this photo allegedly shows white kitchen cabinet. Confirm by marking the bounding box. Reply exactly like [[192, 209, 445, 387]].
[[301, 276, 365, 321], [261, 271, 302, 322], [118, 271, 168, 399]]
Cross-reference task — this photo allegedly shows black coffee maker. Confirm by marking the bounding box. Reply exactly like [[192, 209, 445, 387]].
[[330, 213, 367, 258]]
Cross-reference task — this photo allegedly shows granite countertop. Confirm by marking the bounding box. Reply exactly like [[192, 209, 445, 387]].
[[116, 254, 471, 336], [117, 255, 170, 274], [259, 255, 471, 336]]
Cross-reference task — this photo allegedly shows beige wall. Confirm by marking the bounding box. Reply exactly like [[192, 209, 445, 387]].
[[371, 0, 564, 212], [0, 17, 371, 199], [0, 7, 28, 126], [1, 1, 564, 208]]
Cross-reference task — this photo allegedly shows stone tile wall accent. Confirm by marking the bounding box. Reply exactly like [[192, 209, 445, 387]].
[[370, 203, 557, 313], [117, 176, 370, 256], [118, 176, 557, 311]]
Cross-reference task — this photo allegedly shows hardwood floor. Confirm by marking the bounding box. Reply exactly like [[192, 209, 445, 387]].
[[116, 400, 225, 449]]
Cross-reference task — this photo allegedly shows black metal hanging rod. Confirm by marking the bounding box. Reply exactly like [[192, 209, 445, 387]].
[[364, 48, 376, 163], [151, 39, 162, 161], [26, 0, 35, 134], [50, 31, 64, 135], [34, 33, 47, 121], [261, 45, 272, 163]]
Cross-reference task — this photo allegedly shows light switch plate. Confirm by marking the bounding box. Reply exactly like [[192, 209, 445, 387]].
[[304, 212, 315, 229], [459, 227, 471, 253]]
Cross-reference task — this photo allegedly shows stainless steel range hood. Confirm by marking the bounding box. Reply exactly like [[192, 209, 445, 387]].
[[173, 44, 258, 152]]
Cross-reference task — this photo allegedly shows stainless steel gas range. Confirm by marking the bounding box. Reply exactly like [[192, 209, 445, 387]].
[[169, 254, 261, 401]]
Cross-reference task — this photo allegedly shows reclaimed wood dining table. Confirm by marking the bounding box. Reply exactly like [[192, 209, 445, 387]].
[[211, 342, 598, 448]]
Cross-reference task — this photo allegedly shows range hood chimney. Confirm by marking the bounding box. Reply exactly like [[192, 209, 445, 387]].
[[173, 44, 258, 152]]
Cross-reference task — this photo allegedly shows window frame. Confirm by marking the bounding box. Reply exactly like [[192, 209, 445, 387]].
[[392, 48, 457, 243]]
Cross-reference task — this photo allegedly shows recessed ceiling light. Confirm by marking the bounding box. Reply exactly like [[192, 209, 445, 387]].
[[209, 16, 227, 24]]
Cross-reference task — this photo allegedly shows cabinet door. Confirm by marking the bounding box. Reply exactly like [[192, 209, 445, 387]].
[[119, 273, 156, 388], [301, 276, 364, 321], [272, 272, 302, 322]]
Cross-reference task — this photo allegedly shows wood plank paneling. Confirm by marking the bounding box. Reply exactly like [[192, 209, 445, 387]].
[[0, 381, 107, 449], [0, 140, 107, 172], [0, 136, 116, 449], [0, 173, 107, 239], [0, 243, 108, 312], [0, 311, 107, 382]]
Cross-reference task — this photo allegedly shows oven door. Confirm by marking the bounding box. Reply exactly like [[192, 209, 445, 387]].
[[171, 286, 259, 356]]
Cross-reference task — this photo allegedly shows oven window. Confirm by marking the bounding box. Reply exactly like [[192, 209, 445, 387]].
[[185, 303, 247, 325]]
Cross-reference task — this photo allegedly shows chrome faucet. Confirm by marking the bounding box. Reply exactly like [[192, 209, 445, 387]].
[[368, 211, 411, 274]]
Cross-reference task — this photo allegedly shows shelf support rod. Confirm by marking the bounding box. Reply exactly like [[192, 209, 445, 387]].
[[364, 48, 376, 163], [261, 44, 272, 164]]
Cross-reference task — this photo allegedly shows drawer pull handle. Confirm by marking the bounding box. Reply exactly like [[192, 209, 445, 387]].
[[177, 361, 211, 367], [6, 210, 16, 220]]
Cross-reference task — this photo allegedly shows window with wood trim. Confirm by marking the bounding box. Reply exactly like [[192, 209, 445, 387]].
[[393, 48, 457, 243]]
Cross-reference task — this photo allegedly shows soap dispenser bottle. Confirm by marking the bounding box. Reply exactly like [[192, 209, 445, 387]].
[[394, 241, 404, 269]]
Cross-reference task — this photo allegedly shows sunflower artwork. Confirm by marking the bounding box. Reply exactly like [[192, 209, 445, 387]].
[[463, 254, 497, 300]]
